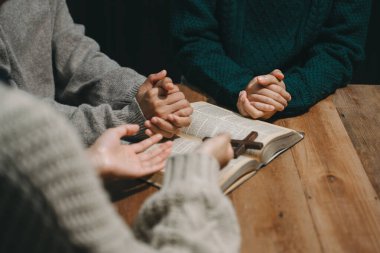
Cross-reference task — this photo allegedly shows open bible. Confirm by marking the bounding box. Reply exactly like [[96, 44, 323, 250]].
[[147, 102, 304, 194]]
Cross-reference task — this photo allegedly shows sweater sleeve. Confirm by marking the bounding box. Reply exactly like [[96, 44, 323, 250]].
[[134, 154, 241, 253], [171, 0, 254, 109], [49, 0, 147, 142], [281, 0, 371, 116], [0, 87, 240, 253], [42, 97, 146, 146]]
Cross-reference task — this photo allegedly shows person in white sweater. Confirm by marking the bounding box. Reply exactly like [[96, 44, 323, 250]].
[[0, 85, 241, 253]]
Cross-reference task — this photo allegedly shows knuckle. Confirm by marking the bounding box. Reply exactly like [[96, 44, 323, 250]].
[[178, 92, 186, 100], [147, 89, 156, 97], [152, 99, 161, 108]]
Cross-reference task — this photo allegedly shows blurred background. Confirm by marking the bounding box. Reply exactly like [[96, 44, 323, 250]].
[[67, 0, 380, 84]]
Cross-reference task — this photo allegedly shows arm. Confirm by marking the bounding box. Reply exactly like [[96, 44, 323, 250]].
[[171, 0, 254, 109], [43, 97, 146, 146], [0, 87, 240, 253], [281, 0, 371, 116], [134, 154, 240, 253], [50, 0, 148, 142], [52, 0, 146, 107]]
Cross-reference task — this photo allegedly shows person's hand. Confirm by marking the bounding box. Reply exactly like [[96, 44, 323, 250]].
[[237, 69, 291, 119], [87, 124, 173, 179], [197, 134, 234, 168], [136, 70, 193, 138]]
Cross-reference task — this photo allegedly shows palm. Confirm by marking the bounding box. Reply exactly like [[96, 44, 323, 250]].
[[88, 125, 172, 179]]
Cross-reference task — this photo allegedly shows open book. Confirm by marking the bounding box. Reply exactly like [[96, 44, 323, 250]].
[[147, 102, 304, 194]]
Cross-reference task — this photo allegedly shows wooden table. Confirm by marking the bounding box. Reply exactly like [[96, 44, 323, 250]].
[[112, 85, 380, 253]]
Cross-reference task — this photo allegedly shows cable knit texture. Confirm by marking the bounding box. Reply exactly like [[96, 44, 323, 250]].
[[0, 0, 148, 145], [0, 86, 240, 253], [171, 0, 371, 115]]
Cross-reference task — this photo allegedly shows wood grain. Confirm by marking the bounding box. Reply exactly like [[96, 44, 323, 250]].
[[282, 97, 380, 252], [113, 85, 380, 253], [230, 145, 322, 253], [334, 85, 380, 196]]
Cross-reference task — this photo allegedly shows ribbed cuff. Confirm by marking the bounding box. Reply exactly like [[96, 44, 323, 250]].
[[162, 153, 220, 190], [115, 98, 148, 140], [122, 68, 147, 101]]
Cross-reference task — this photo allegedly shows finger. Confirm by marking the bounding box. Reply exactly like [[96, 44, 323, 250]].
[[151, 117, 180, 134], [266, 84, 291, 101], [155, 77, 174, 91], [109, 124, 140, 138], [257, 88, 288, 107], [145, 120, 175, 138], [242, 93, 265, 119], [246, 77, 259, 91], [164, 91, 186, 105], [237, 91, 249, 116], [147, 70, 167, 84], [173, 106, 193, 117], [140, 141, 173, 162], [252, 87, 288, 107], [250, 101, 275, 112], [167, 114, 191, 128], [164, 99, 191, 115], [142, 147, 171, 169], [257, 74, 282, 86], [145, 128, 154, 136], [249, 93, 285, 111], [167, 84, 180, 94], [141, 161, 167, 176], [130, 133, 163, 153], [271, 69, 285, 81]]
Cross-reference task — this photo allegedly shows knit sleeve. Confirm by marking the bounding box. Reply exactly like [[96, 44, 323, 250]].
[[42, 97, 146, 146], [171, 0, 254, 109], [0, 87, 240, 253], [134, 154, 241, 253], [49, 0, 147, 143], [281, 0, 371, 116]]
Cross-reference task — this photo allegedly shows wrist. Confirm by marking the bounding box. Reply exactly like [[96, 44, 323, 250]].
[[86, 148, 107, 176]]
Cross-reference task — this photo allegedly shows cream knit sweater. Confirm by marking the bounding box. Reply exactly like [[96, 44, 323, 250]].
[[0, 86, 240, 253]]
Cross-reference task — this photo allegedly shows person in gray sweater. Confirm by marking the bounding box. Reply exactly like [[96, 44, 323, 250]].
[[0, 0, 192, 146], [0, 85, 240, 252]]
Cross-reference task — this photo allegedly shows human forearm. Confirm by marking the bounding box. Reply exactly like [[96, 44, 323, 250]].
[[134, 153, 241, 253], [279, 0, 371, 116], [52, 0, 146, 107], [43, 98, 147, 146]]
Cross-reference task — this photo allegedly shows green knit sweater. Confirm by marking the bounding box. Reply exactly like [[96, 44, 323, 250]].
[[171, 0, 371, 115]]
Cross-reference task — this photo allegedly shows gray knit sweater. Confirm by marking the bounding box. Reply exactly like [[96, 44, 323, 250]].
[[0, 0, 148, 146], [0, 86, 240, 253]]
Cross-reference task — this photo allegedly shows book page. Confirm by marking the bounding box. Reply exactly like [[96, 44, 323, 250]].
[[182, 102, 292, 145], [170, 135, 202, 155]]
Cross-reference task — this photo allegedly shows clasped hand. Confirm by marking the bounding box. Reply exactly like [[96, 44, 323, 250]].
[[136, 70, 193, 138], [237, 69, 291, 119]]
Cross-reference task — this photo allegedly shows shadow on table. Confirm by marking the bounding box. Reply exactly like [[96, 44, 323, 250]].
[[104, 179, 153, 202]]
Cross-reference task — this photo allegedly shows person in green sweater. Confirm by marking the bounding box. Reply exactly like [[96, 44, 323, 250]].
[[171, 0, 371, 119]]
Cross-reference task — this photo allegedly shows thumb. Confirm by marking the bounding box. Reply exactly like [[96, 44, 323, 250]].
[[112, 124, 140, 138], [148, 70, 167, 84], [271, 69, 285, 81]]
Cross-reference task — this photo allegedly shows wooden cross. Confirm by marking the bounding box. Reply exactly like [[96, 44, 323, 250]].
[[203, 131, 263, 159], [231, 131, 263, 158]]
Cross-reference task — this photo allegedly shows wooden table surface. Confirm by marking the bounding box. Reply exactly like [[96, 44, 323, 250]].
[[112, 85, 380, 253]]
